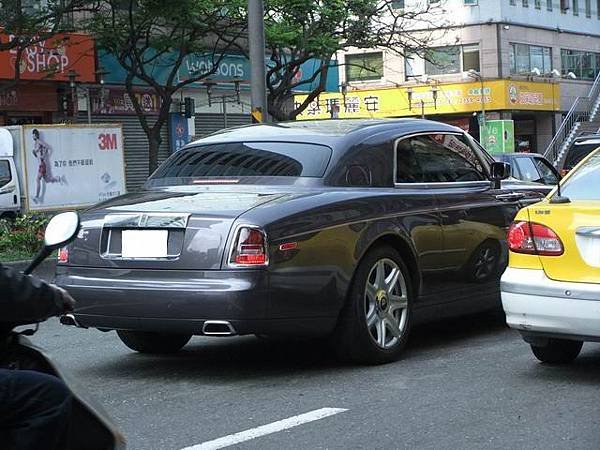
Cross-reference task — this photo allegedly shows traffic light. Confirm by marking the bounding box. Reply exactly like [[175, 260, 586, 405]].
[[184, 97, 195, 118]]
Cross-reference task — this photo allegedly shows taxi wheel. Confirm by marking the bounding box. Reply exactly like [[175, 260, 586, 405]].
[[117, 331, 192, 354], [530, 339, 583, 364]]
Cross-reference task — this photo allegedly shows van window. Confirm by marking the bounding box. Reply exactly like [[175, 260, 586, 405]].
[[0, 160, 11, 188]]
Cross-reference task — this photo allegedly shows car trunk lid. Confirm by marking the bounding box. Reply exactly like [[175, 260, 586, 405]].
[[68, 189, 284, 270], [533, 201, 600, 284]]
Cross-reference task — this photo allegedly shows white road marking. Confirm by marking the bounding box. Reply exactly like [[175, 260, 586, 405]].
[[180, 407, 348, 450]]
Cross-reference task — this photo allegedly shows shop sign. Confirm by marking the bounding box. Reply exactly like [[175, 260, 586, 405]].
[[0, 32, 96, 82], [0, 85, 57, 112], [90, 87, 161, 115], [480, 120, 515, 154], [295, 80, 560, 120]]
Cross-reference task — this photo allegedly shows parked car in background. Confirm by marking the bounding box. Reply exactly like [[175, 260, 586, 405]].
[[494, 153, 560, 186], [57, 119, 550, 364], [501, 147, 600, 364], [560, 134, 600, 176]]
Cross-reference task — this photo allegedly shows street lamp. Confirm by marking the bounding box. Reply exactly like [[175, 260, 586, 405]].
[[465, 69, 486, 126]]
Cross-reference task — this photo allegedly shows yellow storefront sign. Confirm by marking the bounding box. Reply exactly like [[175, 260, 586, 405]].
[[295, 80, 560, 120]]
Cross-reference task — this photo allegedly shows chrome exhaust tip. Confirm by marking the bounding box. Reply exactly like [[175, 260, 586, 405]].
[[202, 320, 236, 336], [60, 313, 85, 328]]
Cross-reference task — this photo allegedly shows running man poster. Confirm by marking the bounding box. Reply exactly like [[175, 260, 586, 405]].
[[22, 125, 126, 211]]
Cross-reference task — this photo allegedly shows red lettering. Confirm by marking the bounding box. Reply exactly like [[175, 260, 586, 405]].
[[98, 133, 118, 150]]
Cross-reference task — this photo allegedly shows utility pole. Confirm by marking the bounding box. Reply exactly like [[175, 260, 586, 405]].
[[248, 0, 268, 123]]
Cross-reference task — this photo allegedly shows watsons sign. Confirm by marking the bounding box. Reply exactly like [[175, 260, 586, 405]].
[[177, 54, 247, 82]]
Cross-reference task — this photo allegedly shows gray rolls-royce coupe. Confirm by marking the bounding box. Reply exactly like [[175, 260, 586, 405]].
[[56, 119, 550, 364]]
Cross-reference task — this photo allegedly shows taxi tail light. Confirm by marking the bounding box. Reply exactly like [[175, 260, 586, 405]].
[[507, 221, 564, 256], [230, 227, 268, 266], [58, 247, 69, 264]]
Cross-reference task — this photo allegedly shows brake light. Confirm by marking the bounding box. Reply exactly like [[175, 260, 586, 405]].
[[58, 247, 69, 264], [507, 221, 564, 256], [230, 227, 268, 266]]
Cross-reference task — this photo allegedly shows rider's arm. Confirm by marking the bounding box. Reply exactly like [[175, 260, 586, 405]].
[[0, 264, 66, 323]]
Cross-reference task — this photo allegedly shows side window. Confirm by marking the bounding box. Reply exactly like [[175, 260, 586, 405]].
[[0, 161, 11, 188], [515, 157, 540, 183], [534, 158, 559, 184], [395, 133, 486, 184]]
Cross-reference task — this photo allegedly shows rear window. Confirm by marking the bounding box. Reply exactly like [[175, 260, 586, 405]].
[[558, 152, 600, 201], [149, 142, 332, 184], [564, 142, 600, 170]]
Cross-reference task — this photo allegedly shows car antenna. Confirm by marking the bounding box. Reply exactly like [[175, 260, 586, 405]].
[[549, 177, 570, 204]]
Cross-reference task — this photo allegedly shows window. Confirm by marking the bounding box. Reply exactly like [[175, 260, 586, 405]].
[[523, 0, 529, 7], [585, 0, 591, 16], [547, 0, 553, 10], [0, 161, 11, 188], [510, 0, 516, 4], [514, 158, 558, 184], [534, 159, 560, 185], [561, 49, 600, 80], [564, 140, 600, 170], [464, 0, 478, 4], [395, 134, 486, 184], [510, 44, 552, 74], [561, 0, 570, 12], [391, 0, 405, 9], [535, 0, 541, 8], [560, 152, 600, 200], [149, 142, 333, 184], [573, 0, 579, 14], [346, 52, 384, 82], [407, 45, 479, 78], [598, 0, 600, 18]]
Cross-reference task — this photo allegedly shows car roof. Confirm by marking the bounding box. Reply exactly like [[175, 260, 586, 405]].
[[187, 119, 466, 150], [572, 134, 600, 145]]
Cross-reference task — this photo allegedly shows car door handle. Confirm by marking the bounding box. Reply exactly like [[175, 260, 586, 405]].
[[495, 192, 526, 202]]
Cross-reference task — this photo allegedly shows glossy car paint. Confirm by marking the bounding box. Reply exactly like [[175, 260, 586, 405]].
[[56, 119, 552, 337]]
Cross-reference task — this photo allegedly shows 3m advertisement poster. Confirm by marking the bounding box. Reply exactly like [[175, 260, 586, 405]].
[[22, 125, 126, 210]]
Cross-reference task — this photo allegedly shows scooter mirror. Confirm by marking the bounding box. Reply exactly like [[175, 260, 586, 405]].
[[44, 211, 80, 251]]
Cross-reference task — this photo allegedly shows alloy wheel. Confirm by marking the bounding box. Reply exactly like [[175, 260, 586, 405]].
[[364, 258, 409, 349]]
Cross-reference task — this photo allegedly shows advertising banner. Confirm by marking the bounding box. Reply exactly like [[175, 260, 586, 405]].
[[22, 125, 126, 210], [169, 113, 190, 152], [0, 32, 96, 82], [480, 120, 515, 154], [0, 85, 58, 112], [90, 87, 161, 115]]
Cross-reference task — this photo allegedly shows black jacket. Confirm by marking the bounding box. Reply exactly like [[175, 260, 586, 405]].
[[0, 263, 64, 324]]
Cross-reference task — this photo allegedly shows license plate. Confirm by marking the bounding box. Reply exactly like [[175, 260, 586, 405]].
[[122, 230, 168, 258]]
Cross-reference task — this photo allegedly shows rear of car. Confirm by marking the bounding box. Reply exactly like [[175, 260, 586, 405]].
[[55, 139, 335, 350], [561, 135, 600, 176], [501, 148, 600, 363]]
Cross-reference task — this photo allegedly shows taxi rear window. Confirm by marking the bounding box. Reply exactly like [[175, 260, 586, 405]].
[[559, 152, 600, 201]]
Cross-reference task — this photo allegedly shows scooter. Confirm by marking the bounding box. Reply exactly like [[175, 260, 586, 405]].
[[0, 212, 126, 449]]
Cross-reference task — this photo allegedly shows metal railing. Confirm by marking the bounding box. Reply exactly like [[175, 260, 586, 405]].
[[544, 71, 600, 166]]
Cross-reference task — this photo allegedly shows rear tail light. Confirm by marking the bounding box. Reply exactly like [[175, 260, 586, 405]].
[[507, 221, 564, 256], [229, 226, 268, 266], [58, 247, 69, 264]]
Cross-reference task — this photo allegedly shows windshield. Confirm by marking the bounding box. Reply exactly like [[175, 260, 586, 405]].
[[564, 142, 600, 170], [558, 151, 600, 201], [148, 141, 332, 185]]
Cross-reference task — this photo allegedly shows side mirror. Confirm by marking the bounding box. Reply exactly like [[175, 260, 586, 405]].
[[24, 212, 80, 275], [490, 161, 511, 189], [44, 211, 80, 251]]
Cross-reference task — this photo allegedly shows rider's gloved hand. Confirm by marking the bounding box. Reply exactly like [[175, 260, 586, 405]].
[[50, 285, 76, 313]]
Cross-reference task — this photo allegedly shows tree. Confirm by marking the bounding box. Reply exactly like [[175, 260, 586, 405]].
[[0, 0, 91, 87], [260, 0, 445, 121], [85, 0, 245, 174]]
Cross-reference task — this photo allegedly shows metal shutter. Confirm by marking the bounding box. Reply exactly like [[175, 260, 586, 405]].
[[194, 113, 251, 139], [78, 114, 170, 192]]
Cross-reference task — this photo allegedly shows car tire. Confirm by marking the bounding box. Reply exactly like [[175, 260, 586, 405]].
[[530, 339, 583, 364], [116, 331, 192, 354], [331, 246, 412, 365]]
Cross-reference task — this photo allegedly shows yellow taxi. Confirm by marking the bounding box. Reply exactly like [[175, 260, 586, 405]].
[[501, 146, 600, 364]]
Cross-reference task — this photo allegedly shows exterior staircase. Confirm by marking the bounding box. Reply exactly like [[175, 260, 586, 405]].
[[544, 72, 600, 169]]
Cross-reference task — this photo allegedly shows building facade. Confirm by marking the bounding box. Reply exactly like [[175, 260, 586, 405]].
[[297, 0, 600, 154]]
